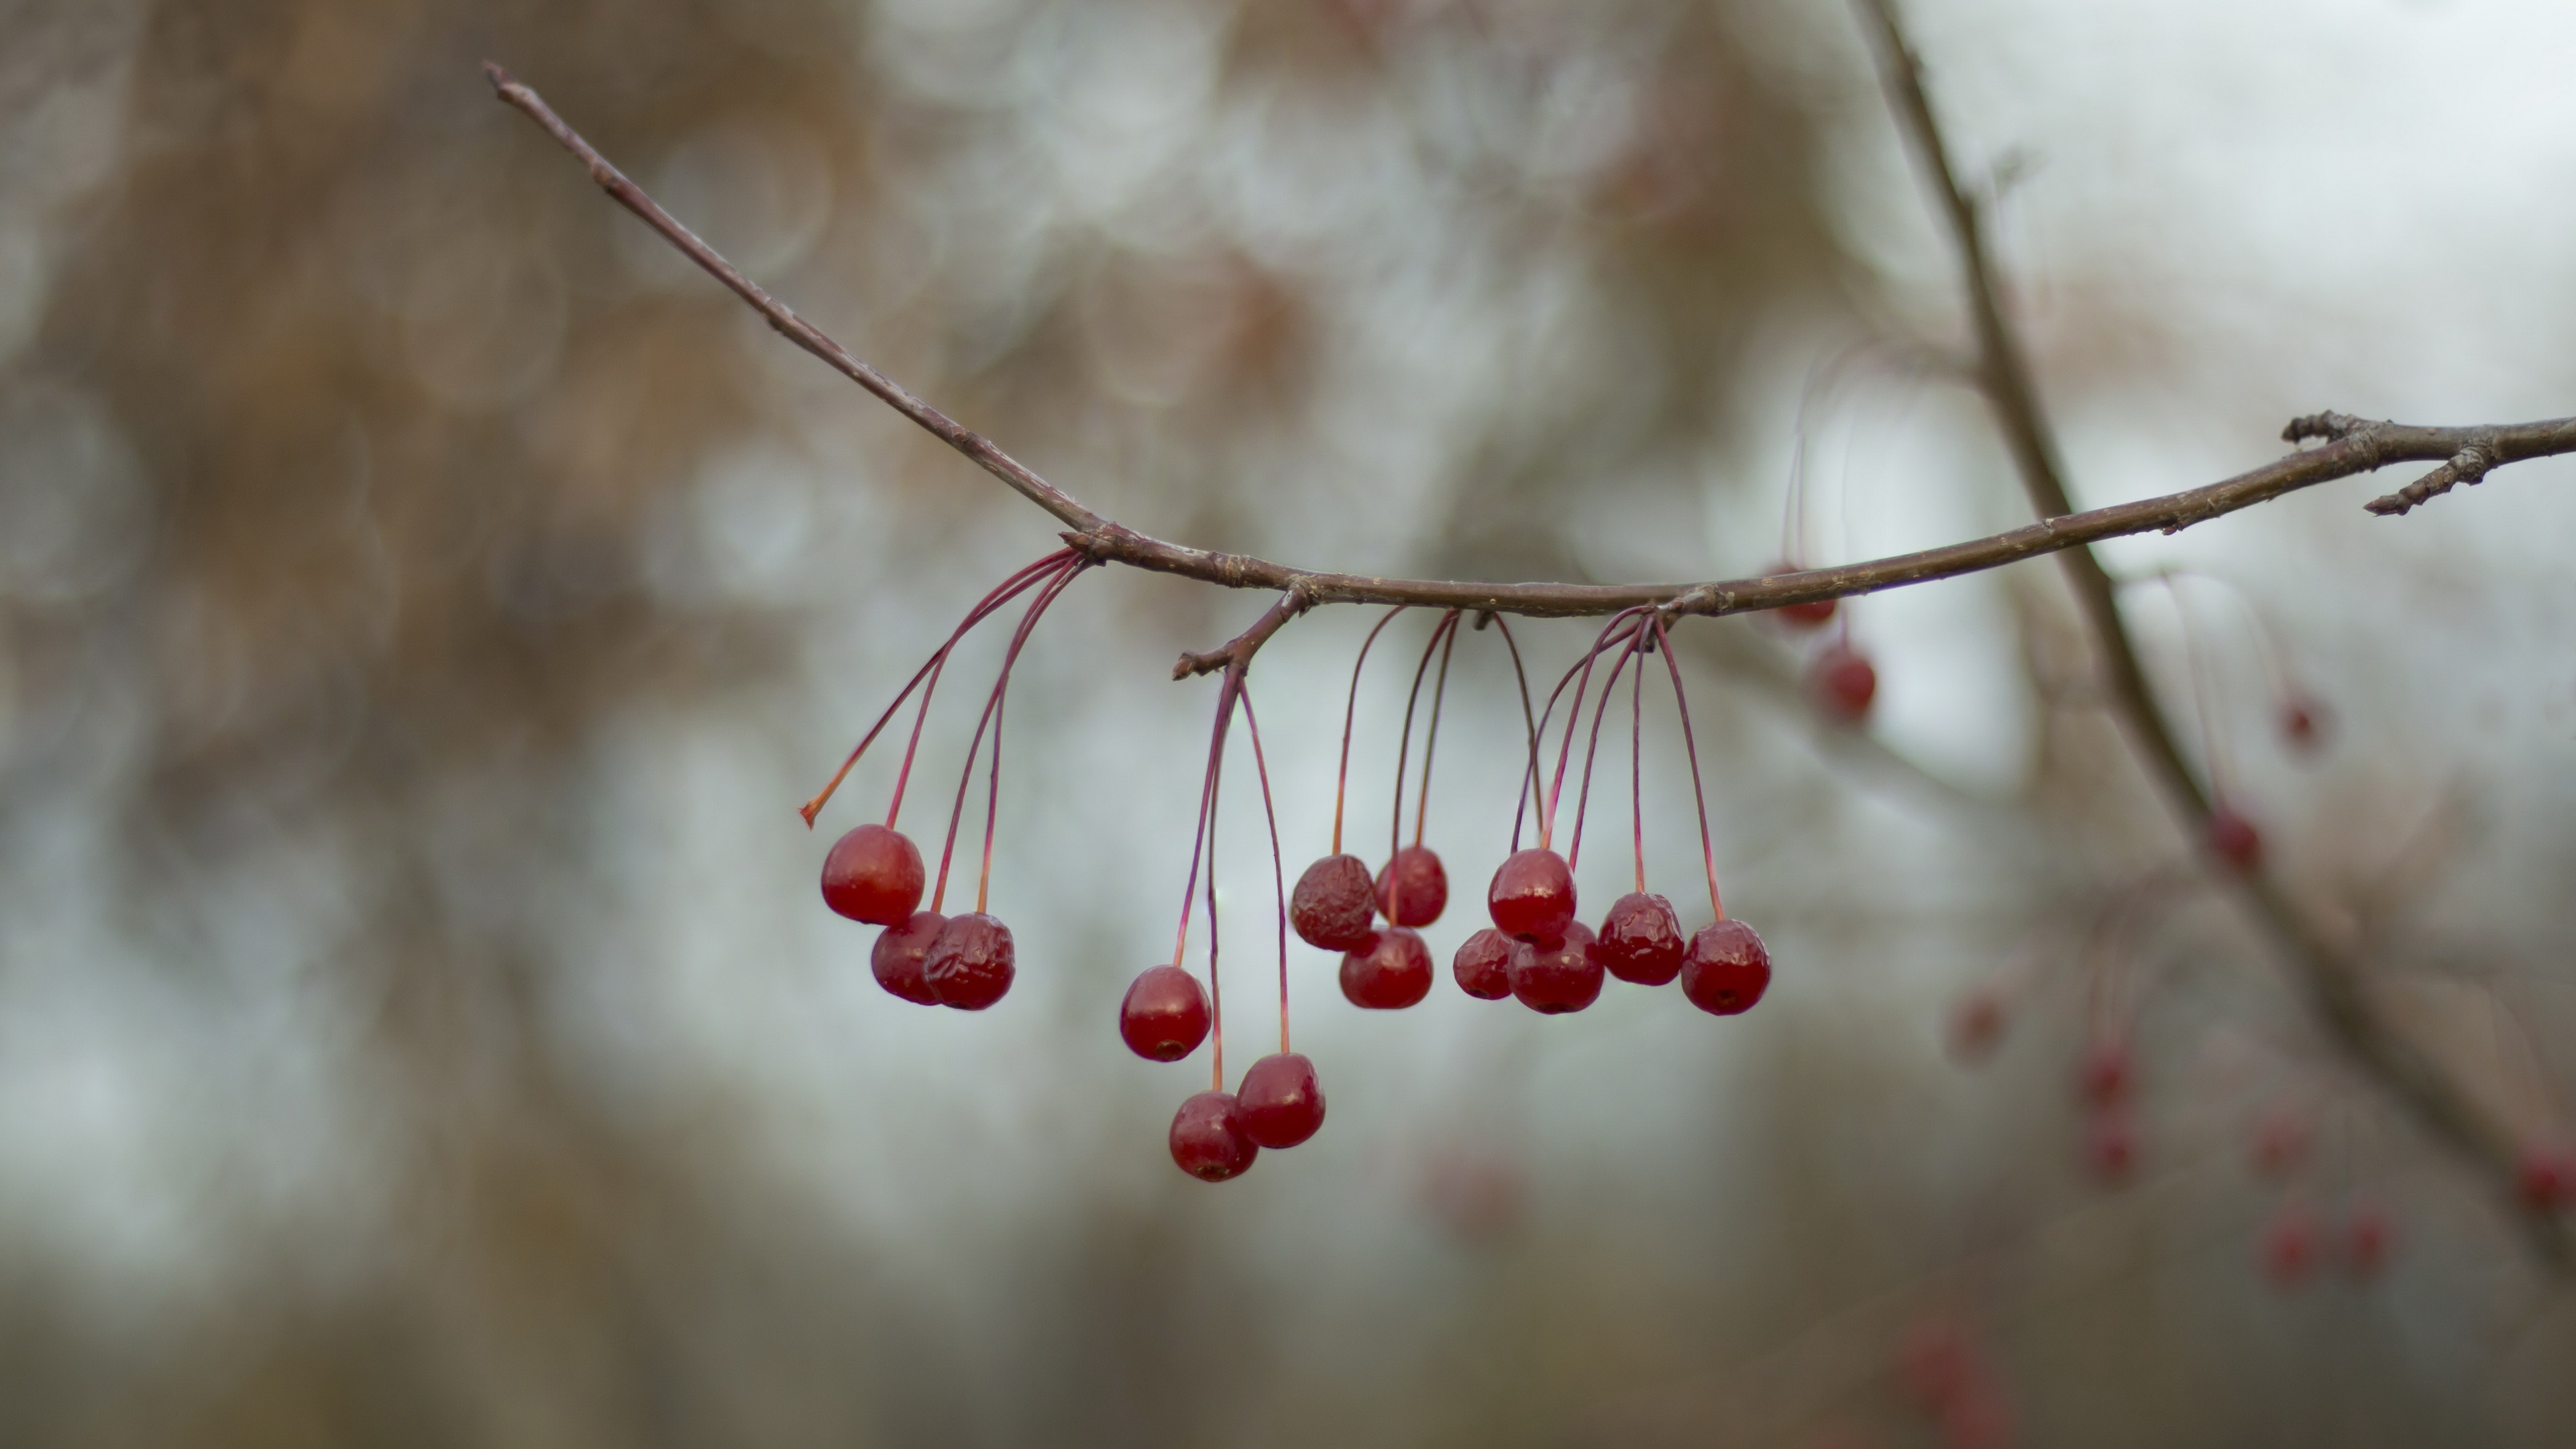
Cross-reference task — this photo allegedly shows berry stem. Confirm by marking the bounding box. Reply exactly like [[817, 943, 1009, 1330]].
[[1483, 614, 1545, 853], [1240, 686, 1291, 1057], [1566, 635, 1643, 871], [1650, 616, 1724, 921], [1544, 609, 1650, 853], [1205, 700, 1225, 1094], [1413, 612, 1462, 849], [1390, 611, 1462, 857], [1630, 637, 1647, 896], [929, 560, 1085, 913], [1334, 607, 1408, 856]]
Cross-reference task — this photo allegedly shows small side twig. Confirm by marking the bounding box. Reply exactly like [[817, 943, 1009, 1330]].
[[2367, 443, 2498, 517]]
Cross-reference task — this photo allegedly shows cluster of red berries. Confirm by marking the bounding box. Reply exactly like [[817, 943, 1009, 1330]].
[[809, 564, 1777, 1185], [2243, 1106, 2396, 1287]]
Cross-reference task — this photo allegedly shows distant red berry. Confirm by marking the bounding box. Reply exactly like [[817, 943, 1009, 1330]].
[[1680, 919, 1771, 1016], [2077, 1040, 2131, 1107], [2280, 696, 2330, 753], [1810, 644, 1877, 724], [2206, 808, 2261, 871], [2249, 1108, 2309, 1180], [1452, 927, 1516, 1000], [2084, 1110, 2137, 1185], [922, 912, 1014, 1010], [1775, 580, 1838, 631], [1896, 1316, 1980, 1412], [1375, 845, 1449, 927], [1948, 989, 2006, 1063], [2339, 1203, 2394, 1280], [820, 823, 925, 926], [1593, 892, 1684, 985], [2518, 1144, 2575, 1213], [1511, 922, 1602, 1014], [1487, 847, 1577, 945], [1169, 1091, 1257, 1182], [1237, 1053, 1326, 1148], [870, 910, 945, 1005], [1118, 965, 1210, 1062], [1291, 853, 1379, 951], [2261, 1202, 2319, 1289], [1340, 925, 1434, 1009]]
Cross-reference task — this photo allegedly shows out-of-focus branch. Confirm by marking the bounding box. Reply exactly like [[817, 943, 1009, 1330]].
[[1849, 0, 2567, 1267], [482, 64, 2575, 634]]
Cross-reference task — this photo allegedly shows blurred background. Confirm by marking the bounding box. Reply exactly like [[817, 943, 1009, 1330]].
[[3, 0, 2574, 1444]]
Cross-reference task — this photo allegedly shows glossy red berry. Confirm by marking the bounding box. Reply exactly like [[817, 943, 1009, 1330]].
[[1510, 922, 1601, 1014], [1452, 927, 1515, 1000], [1169, 1090, 1257, 1182], [1341, 925, 1434, 1009], [1118, 965, 1210, 1061], [820, 822, 926, 926], [922, 912, 1014, 1010], [1680, 919, 1771, 1016], [870, 910, 945, 1005], [2077, 1040, 2131, 1107], [1810, 644, 1877, 724], [1593, 892, 1684, 985], [2206, 808, 2261, 871], [2261, 1202, 2318, 1289], [2340, 1204, 2394, 1279], [1375, 845, 1449, 927], [2517, 1144, 2575, 1213], [1237, 1053, 1326, 1148], [1291, 853, 1379, 951], [1487, 847, 1576, 945], [2084, 1109, 2137, 1185]]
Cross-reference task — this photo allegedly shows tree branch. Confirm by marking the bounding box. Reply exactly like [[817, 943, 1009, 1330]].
[[1849, 0, 2567, 1267]]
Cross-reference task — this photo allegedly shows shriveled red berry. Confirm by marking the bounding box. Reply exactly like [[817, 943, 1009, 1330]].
[[1487, 847, 1576, 945], [1810, 644, 1877, 724], [2084, 1109, 2138, 1185], [1593, 892, 1684, 985], [2077, 1040, 2131, 1107], [1291, 853, 1379, 951], [1680, 919, 1771, 1016], [922, 912, 1014, 1010], [1237, 1053, 1326, 1148], [1452, 928, 1515, 1000], [1374, 845, 1449, 927], [1118, 965, 1210, 1062], [2261, 1202, 2318, 1289], [870, 910, 945, 1005], [1169, 1090, 1257, 1182], [1510, 922, 1601, 1014], [820, 822, 925, 926], [2206, 808, 2261, 871], [1341, 925, 1433, 1009], [2518, 1144, 2575, 1213], [2340, 1203, 2394, 1279]]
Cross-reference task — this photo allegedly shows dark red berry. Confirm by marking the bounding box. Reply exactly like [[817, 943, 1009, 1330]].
[[820, 822, 925, 926], [2261, 1202, 2318, 1289], [1291, 853, 1379, 951], [1487, 847, 1576, 945], [2077, 1040, 2131, 1107], [1810, 644, 1876, 724], [922, 912, 1014, 1010], [1453, 927, 1515, 1000], [1770, 564, 1837, 630], [1169, 1090, 1257, 1182], [1341, 925, 1434, 1009], [1511, 922, 1601, 1014], [1237, 1053, 1326, 1148], [2518, 1144, 2574, 1213], [1593, 892, 1684, 985], [2084, 1109, 2137, 1185], [2206, 808, 2261, 871], [1375, 845, 1449, 927], [1118, 965, 1210, 1062], [1680, 919, 1771, 1016], [2340, 1204, 2393, 1279], [870, 910, 945, 1005]]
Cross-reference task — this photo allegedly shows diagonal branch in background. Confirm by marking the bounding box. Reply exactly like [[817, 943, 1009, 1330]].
[[481, 64, 2573, 649], [1849, 0, 2567, 1267]]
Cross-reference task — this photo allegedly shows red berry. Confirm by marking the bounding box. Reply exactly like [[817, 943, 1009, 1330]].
[[2077, 1040, 2131, 1107], [1291, 854, 1379, 951], [2084, 1109, 2137, 1185], [1118, 965, 1210, 1062], [1593, 892, 1684, 985], [2206, 808, 2261, 871], [1374, 845, 1449, 928], [820, 822, 925, 926], [922, 912, 1014, 1010], [2518, 1144, 2575, 1213], [1948, 989, 2006, 1063], [1340, 925, 1434, 1009], [1487, 847, 1576, 945], [1510, 922, 1602, 1014], [1453, 927, 1516, 1000], [2261, 1202, 2318, 1289], [870, 910, 945, 1005], [2249, 1108, 2308, 1180], [2281, 696, 2330, 753], [1773, 568, 1838, 631], [2339, 1203, 2394, 1279], [1237, 1053, 1326, 1148], [1896, 1316, 1980, 1411], [1810, 644, 1876, 724], [1169, 1090, 1257, 1182], [1680, 919, 1771, 1016]]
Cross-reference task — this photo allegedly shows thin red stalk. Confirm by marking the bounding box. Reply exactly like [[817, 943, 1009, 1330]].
[[1485, 615, 1546, 852], [1413, 613, 1462, 849], [1566, 638, 1643, 871], [1518, 616, 1646, 850], [1171, 679, 1235, 970], [1205, 696, 1226, 1093], [929, 563, 1083, 913], [975, 566, 1087, 913], [1240, 688, 1291, 1057], [798, 549, 1075, 826], [1650, 617, 1724, 921], [1389, 611, 1462, 858], [1545, 609, 1651, 852], [1333, 607, 1408, 856], [1629, 639, 1647, 896]]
